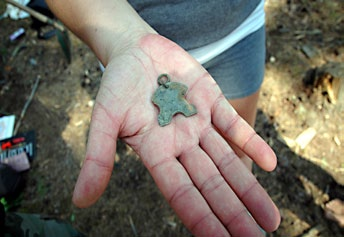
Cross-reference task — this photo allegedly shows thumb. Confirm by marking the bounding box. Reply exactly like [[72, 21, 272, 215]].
[[73, 102, 120, 207]]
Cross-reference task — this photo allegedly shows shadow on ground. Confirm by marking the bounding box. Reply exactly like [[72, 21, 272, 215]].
[[254, 110, 344, 237]]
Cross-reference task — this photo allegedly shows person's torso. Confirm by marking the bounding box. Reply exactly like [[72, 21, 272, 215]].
[[128, 0, 261, 49]]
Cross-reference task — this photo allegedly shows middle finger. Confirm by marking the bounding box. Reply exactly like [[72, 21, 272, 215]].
[[200, 127, 280, 232], [179, 138, 264, 236]]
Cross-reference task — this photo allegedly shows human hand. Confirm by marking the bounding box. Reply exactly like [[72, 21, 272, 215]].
[[73, 34, 280, 236]]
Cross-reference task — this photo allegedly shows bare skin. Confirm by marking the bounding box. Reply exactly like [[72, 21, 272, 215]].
[[229, 90, 260, 170], [76, 36, 278, 236], [46, 0, 280, 236]]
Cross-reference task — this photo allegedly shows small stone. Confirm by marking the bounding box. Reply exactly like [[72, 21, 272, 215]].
[[87, 100, 95, 107], [334, 136, 341, 146], [295, 127, 317, 149]]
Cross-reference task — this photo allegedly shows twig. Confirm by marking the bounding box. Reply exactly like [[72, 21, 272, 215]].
[[128, 215, 138, 237], [14, 75, 41, 135], [5, 0, 65, 32]]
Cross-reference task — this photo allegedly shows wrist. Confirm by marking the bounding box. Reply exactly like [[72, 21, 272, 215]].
[[84, 2, 157, 66], [46, 0, 157, 65]]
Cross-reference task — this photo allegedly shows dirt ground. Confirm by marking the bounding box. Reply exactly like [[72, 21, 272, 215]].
[[1, 0, 344, 236]]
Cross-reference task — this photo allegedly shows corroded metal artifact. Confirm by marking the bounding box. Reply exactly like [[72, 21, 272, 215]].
[[152, 74, 197, 126]]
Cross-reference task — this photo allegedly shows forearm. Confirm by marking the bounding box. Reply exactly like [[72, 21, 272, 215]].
[[46, 0, 156, 65]]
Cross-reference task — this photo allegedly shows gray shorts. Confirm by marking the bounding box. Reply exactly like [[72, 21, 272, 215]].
[[203, 26, 266, 100]]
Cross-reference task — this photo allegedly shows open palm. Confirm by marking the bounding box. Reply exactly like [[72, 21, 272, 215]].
[[73, 34, 280, 236]]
